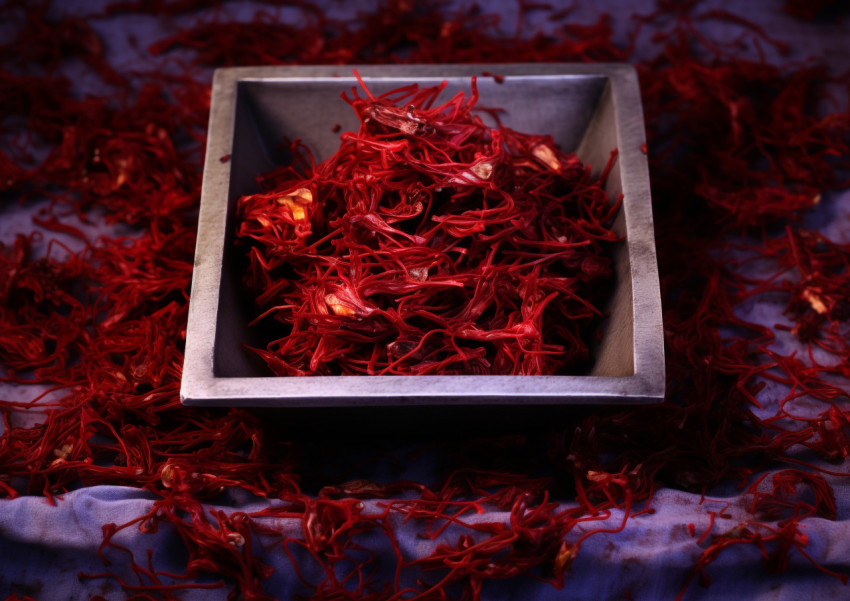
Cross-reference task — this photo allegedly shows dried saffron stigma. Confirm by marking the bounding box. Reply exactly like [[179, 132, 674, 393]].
[[236, 75, 620, 377]]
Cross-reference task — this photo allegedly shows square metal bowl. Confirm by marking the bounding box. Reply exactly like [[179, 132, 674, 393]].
[[181, 64, 664, 407]]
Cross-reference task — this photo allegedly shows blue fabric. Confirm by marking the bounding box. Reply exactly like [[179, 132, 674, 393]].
[[2, 483, 850, 599]]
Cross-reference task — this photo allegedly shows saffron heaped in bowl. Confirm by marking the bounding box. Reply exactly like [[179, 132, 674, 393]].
[[181, 64, 664, 407]]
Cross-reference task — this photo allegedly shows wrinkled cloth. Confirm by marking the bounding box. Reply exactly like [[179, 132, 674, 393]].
[[2, 483, 850, 599]]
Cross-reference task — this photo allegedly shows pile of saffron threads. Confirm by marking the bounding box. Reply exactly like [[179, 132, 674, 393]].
[[0, 1, 848, 600], [237, 75, 619, 376]]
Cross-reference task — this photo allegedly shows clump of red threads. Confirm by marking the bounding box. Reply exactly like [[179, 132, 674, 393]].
[[237, 74, 619, 376]]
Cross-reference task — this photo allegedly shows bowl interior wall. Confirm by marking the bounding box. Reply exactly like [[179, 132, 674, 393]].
[[213, 75, 631, 378]]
